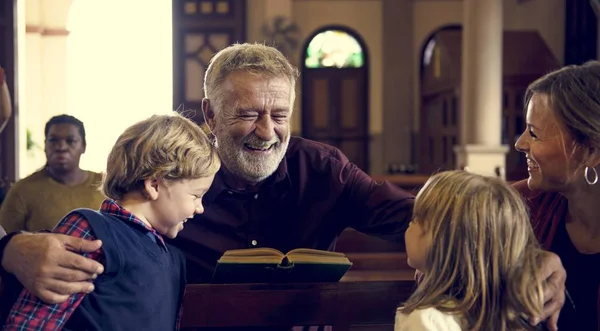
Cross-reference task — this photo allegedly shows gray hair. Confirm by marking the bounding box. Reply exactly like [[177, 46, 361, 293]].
[[203, 43, 300, 113]]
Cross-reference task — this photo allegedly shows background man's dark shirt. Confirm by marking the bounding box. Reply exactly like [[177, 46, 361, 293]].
[[170, 137, 415, 284]]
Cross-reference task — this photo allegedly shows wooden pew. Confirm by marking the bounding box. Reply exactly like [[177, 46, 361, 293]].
[[336, 229, 415, 282], [333, 174, 426, 282], [181, 280, 415, 330], [341, 252, 414, 282], [370, 174, 429, 194]]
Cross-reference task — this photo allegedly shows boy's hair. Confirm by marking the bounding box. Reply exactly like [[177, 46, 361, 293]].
[[45, 114, 86, 147], [401, 171, 543, 331], [102, 114, 220, 200]]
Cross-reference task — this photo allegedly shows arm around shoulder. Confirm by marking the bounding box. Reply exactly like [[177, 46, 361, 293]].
[[2, 213, 103, 330], [395, 308, 463, 331]]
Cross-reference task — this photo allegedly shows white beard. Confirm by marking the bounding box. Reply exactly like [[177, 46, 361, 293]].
[[214, 126, 290, 183]]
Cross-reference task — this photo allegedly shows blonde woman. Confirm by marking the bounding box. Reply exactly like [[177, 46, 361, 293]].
[[396, 171, 544, 331], [514, 61, 600, 330]]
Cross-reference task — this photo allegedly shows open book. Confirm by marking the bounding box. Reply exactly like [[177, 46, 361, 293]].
[[211, 248, 353, 284]]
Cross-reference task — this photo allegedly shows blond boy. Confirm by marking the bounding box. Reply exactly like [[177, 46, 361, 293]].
[[3, 114, 220, 331]]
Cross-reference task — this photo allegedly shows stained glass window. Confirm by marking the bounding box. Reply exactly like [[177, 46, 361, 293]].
[[305, 30, 364, 68]]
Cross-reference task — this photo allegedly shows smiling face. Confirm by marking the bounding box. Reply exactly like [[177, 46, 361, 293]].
[[204, 71, 293, 184], [515, 93, 584, 192], [147, 175, 215, 239]]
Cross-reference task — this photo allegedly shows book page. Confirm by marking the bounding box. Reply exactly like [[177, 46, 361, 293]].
[[287, 249, 351, 265], [217, 248, 285, 264], [287, 248, 347, 257], [218, 255, 284, 264], [222, 247, 284, 257]]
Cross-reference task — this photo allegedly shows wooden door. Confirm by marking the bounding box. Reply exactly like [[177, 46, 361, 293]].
[[302, 68, 369, 172], [0, 0, 17, 185], [419, 90, 459, 175], [172, 0, 246, 125]]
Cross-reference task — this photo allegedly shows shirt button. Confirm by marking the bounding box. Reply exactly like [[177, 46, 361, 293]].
[[251, 240, 258, 246], [254, 194, 258, 199], [228, 190, 233, 195]]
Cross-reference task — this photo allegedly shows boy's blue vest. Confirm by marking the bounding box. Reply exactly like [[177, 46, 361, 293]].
[[64, 208, 186, 331]]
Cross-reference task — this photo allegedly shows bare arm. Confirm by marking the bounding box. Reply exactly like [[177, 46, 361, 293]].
[[0, 67, 12, 133]]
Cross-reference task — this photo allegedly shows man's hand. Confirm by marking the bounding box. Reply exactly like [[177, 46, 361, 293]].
[[1, 233, 104, 304], [533, 250, 566, 331]]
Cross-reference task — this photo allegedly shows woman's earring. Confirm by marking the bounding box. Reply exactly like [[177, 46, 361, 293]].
[[584, 166, 598, 185]]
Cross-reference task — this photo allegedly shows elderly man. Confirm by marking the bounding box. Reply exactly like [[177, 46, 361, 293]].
[[0, 43, 565, 329]]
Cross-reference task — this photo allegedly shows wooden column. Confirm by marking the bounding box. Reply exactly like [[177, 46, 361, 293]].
[[455, 0, 508, 178]]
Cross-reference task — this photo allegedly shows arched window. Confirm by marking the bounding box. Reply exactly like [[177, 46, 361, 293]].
[[304, 30, 364, 68]]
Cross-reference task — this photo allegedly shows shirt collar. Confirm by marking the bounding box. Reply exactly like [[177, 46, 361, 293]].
[[204, 156, 291, 205], [100, 199, 167, 248]]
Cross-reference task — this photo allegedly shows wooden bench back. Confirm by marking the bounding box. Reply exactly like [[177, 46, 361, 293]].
[[181, 281, 415, 330]]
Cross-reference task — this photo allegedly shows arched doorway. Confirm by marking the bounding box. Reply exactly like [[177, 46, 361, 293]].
[[301, 26, 370, 172], [418, 25, 559, 179], [418, 25, 461, 176]]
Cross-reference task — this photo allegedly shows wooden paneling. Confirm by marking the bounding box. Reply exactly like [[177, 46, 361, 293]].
[[0, 0, 17, 185], [302, 68, 369, 172], [181, 281, 415, 329], [172, 0, 246, 124]]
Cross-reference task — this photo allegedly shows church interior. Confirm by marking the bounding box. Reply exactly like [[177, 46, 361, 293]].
[[0, 0, 598, 329], [2, 0, 595, 185]]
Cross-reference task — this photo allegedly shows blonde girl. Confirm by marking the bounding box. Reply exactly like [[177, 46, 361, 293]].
[[396, 170, 544, 331]]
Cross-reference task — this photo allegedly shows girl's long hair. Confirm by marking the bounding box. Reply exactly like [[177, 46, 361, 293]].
[[401, 171, 544, 331]]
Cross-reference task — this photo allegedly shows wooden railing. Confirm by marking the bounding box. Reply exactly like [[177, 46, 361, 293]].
[[181, 280, 415, 330], [370, 174, 429, 194]]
